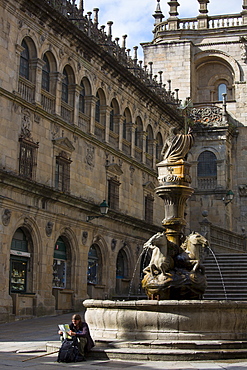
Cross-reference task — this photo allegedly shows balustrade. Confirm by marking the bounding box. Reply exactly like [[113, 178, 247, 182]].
[[61, 101, 73, 124], [41, 90, 55, 114], [198, 177, 217, 190], [18, 77, 35, 103]]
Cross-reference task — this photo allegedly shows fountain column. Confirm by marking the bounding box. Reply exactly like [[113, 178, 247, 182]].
[[156, 159, 194, 245]]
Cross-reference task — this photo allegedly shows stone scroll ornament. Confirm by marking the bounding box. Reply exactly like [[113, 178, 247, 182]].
[[141, 232, 208, 300], [161, 126, 194, 163]]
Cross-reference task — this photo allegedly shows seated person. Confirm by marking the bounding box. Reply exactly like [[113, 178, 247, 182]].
[[58, 314, 94, 359]]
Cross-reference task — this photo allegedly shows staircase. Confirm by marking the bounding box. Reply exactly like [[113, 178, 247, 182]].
[[203, 253, 247, 301]]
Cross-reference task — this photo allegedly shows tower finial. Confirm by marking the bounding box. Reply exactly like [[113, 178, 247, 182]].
[[153, 0, 164, 25]]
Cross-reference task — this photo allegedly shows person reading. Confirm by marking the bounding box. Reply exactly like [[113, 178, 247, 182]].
[[58, 314, 94, 360]]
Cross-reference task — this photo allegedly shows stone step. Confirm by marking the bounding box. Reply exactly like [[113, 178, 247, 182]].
[[89, 346, 247, 361], [46, 339, 247, 361], [107, 340, 247, 350]]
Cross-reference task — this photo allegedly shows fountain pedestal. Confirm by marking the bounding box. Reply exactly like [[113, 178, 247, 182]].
[[156, 159, 194, 245], [84, 299, 247, 341]]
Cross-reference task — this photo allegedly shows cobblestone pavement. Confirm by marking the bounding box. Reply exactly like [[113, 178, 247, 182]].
[[1, 312, 247, 369]]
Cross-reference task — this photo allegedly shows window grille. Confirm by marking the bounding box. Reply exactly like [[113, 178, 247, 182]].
[[79, 82, 85, 113], [198, 151, 217, 190], [20, 40, 29, 80], [123, 118, 127, 139], [145, 194, 154, 223], [19, 138, 38, 180], [62, 69, 69, 103], [110, 104, 114, 131], [218, 83, 227, 101], [108, 178, 120, 210], [42, 54, 50, 92], [87, 244, 101, 284], [55, 154, 71, 192], [95, 92, 100, 123], [116, 249, 128, 279]]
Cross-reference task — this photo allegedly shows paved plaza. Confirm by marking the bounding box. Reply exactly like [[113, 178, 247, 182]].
[[0, 312, 247, 369]]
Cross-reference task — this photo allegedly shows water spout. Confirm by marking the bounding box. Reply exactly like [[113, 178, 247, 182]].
[[206, 245, 228, 300], [128, 249, 145, 299]]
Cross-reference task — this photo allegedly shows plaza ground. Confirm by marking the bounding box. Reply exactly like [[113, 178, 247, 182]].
[[0, 311, 247, 369]]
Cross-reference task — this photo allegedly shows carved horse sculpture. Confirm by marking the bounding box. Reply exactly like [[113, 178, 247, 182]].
[[179, 231, 208, 274], [142, 231, 208, 300], [143, 232, 175, 276]]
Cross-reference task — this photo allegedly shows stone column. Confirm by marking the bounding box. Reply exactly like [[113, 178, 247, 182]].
[[242, 0, 247, 25], [152, 139, 158, 169], [53, 72, 64, 116], [73, 84, 83, 126], [118, 115, 124, 152], [104, 106, 112, 143], [142, 131, 148, 164], [88, 96, 98, 135], [130, 124, 136, 158], [167, 0, 180, 31], [30, 58, 45, 105], [197, 0, 209, 29]]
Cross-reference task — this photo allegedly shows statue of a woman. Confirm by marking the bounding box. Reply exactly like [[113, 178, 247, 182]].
[[161, 127, 194, 163]]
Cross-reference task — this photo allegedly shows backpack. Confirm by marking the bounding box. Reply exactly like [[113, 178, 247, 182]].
[[57, 337, 82, 363]]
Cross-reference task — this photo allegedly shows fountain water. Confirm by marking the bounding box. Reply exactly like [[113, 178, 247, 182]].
[[206, 245, 228, 300], [127, 249, 145, 299]]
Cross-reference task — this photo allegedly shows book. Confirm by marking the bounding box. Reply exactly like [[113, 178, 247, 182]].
[[58, 324, 72, 340]]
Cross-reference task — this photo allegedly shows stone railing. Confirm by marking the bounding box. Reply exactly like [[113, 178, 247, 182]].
[[154, 13, 243, 36], [18, 77, 35, 103], [44, 0, 178, 106], [41, 89, 55, 114], [200, 221, 246, 254], [198, 177, 217, 190], [210, 225, 246, 253], [61, 101, 73, 124]]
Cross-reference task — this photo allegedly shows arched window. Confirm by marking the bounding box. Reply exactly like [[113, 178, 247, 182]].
[[123, 108, 132, 142], [123, 117, 127, 140], [53, 237, 70, 289], [87, 244, 101, 284], [156, 132, 163, 161], [116, 249, 128, 279], [10, 228, 30, 293], [198, 151, 217, 190], [95, 92, 100, 123], [20, 40, 29, 80], [62, 68, 69, 103], [135, 117, 143, 148], [42, 54, 50, 92], [146, 125, 153, 155], [218, 83, 227, 101], [110, 103, 114, 131], [79, 81, 85, 113]]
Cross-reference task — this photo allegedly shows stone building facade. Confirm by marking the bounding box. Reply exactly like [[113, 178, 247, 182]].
[[0, 0, 184, 322], [143, 0, 247, 238]]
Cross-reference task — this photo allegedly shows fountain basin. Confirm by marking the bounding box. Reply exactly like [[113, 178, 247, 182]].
[[84, 299, 247, 341]]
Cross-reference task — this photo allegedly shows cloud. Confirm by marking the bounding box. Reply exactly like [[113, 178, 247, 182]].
[[78, 0, 243, 59]]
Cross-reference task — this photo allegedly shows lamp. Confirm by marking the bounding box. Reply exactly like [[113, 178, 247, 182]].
[[86, 200, 109, 222], [223, 190, 234, 205]]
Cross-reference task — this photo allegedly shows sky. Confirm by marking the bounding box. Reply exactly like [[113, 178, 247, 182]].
[[79, 0, 243, 61]]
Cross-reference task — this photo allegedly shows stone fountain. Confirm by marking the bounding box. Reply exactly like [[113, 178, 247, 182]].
[[83, 127, 247, 360]]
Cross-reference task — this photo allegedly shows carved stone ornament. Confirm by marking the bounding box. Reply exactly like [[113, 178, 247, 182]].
[[85, 145, 95, 167], [21, 108, 32, 139], [46, 221, 54, 237], [239, 185, 247, 197], [189, 106, 223, 127], [111, 239, 117, 251], [82, 231, 88, 244], [2, 209, 11, 226]]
